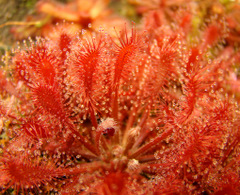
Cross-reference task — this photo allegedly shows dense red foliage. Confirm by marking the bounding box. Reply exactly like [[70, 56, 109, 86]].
[[1, 6, 240, 195]]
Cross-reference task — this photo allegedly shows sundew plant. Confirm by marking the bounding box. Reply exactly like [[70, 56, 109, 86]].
[[0, 1, 240, 194]]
